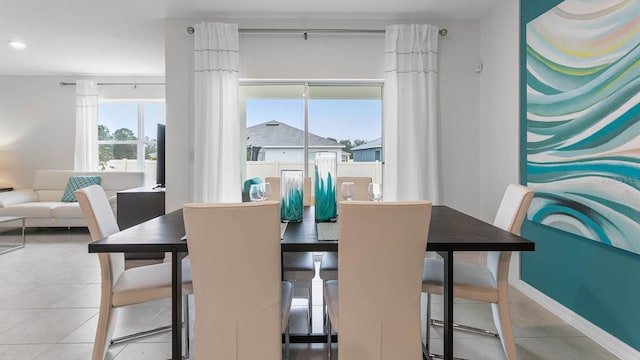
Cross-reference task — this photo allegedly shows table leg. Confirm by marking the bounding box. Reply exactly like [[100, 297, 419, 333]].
[[281, 251, 284, 280], [438, 250, 454, 360], [0, 217, 26, 255], [171, 250, 186, 360], [20, 217, 25, 249]]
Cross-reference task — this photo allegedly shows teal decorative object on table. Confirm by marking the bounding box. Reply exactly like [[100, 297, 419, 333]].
[[281, 170, 303, 222], [314, 152, 337, 222], [242, 177, 262, 202]]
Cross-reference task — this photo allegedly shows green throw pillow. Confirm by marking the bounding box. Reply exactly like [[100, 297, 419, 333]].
[[61, 175, 102, 202]]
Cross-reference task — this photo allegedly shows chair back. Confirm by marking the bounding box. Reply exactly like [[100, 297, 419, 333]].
[[265, 176, 281, 202], [487, 184, 534, 283], [493, 184, 534, 235], [338, 200, 431, 359], [75, 185, 125, 299], [303, 177, 311, 206], [336, 176, 372, 201], [183, 201, 282, 360]]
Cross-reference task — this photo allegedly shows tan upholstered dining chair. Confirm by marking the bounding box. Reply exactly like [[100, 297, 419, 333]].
[[76, 185, 193, 360], [324, 200, 432, 359], [334, 176, 373, 203], [183, 201, 294, 359], [422, 183, 534, 360]]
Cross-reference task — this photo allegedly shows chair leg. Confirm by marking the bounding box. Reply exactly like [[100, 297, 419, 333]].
[[322, 284, 327, 333], [183, 294, 190, 359], [284, 325, 290, 359], [425, 293, 431, 353], [92, 303, 116, 360], [109, 325, 172, 345], [425, 293, 513, 360], [308, 280, 313, 333], [430, 319, 499, 337], [109, 297, 191, 353], [326, 317, 332, 360], [428, 290, 498, 338], [492, 299, 517, 360], [430, 318, 499, 337]]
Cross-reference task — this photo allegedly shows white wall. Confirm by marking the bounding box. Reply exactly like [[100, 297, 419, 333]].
[[165, 19, 194, 211], [0, 76, 164, 189], [0, 76, 74, 188], [436, 20, 482, 216], [165, 17, 484, 212], [477, 0, 521, 222]]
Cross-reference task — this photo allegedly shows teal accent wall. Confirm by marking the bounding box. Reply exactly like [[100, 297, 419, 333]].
[[520, 0, 640, 351]]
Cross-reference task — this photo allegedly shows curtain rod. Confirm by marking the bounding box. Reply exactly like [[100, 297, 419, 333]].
[[59, 82, 165, 86], [186, 27, 448, 38]]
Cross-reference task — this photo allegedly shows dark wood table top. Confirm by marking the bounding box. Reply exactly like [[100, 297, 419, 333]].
[[89, 207, 188, 253], [88, 205, 534, 254]]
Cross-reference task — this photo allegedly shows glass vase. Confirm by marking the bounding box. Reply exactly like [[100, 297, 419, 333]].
[[281, 170, 304, 222], [314, 152, 337, 222]]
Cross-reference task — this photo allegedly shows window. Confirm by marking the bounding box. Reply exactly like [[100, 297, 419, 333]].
[[240, 81, 383, 187], [308, 85, 382, 165], [98, 101, 165, 186]]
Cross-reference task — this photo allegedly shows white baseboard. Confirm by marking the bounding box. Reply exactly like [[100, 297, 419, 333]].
[[512, 279, 640, 360]]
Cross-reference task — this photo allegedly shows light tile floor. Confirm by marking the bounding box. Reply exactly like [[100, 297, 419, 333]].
[[0, 228, 620, 360]]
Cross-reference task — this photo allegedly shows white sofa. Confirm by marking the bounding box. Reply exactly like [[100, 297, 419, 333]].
[[0, 170, 144, 227]]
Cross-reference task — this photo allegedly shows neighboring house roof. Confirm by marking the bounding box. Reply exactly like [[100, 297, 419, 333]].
[[247, 120, 344, 148], [352, 137, 381, 151]]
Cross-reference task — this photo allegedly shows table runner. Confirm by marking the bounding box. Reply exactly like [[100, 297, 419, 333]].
[[317, 222, 338, 241]]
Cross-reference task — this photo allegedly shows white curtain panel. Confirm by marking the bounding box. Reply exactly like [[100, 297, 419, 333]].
[[383, 24, 441, 203], [193, 22, 242, 203], [74, 80, 99, 171]]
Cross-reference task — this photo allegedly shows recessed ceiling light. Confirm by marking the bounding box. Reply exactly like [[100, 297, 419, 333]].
[[8, 41, 26, 49]]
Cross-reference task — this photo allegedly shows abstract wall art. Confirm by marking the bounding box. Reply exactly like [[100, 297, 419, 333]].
[[526, 0, 640, 254]]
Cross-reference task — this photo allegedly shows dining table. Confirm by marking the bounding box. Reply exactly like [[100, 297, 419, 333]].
[[88, 205, 535, 360]]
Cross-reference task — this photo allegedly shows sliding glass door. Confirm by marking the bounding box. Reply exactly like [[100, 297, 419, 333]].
[[239, 81, 383, 194]]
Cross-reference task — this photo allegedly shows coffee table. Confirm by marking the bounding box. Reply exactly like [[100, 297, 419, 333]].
[[0, 216, 26, 254]]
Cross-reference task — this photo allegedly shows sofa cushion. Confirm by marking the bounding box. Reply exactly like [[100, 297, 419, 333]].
[[61, 176, 102, 202], [36, 190, 65, 202], [0, 190, 38, 207], [0, 203, 58, 218], [52, 202, 83, 218]]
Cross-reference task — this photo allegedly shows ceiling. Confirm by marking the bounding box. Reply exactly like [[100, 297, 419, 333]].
[[0, 0, 498, 76]]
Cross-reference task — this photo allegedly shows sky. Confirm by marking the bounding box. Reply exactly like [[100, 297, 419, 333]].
[[99, 97, 382, 143], [98, 102, 165, 140], [246, 99, 382, 142]]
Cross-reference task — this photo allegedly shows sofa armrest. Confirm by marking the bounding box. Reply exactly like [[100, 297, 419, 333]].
[[0, 189, 38, 207], [109, 195, 118, 215]]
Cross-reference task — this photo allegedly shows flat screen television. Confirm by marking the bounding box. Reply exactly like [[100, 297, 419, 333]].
[[155, 124, 166, 188]]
